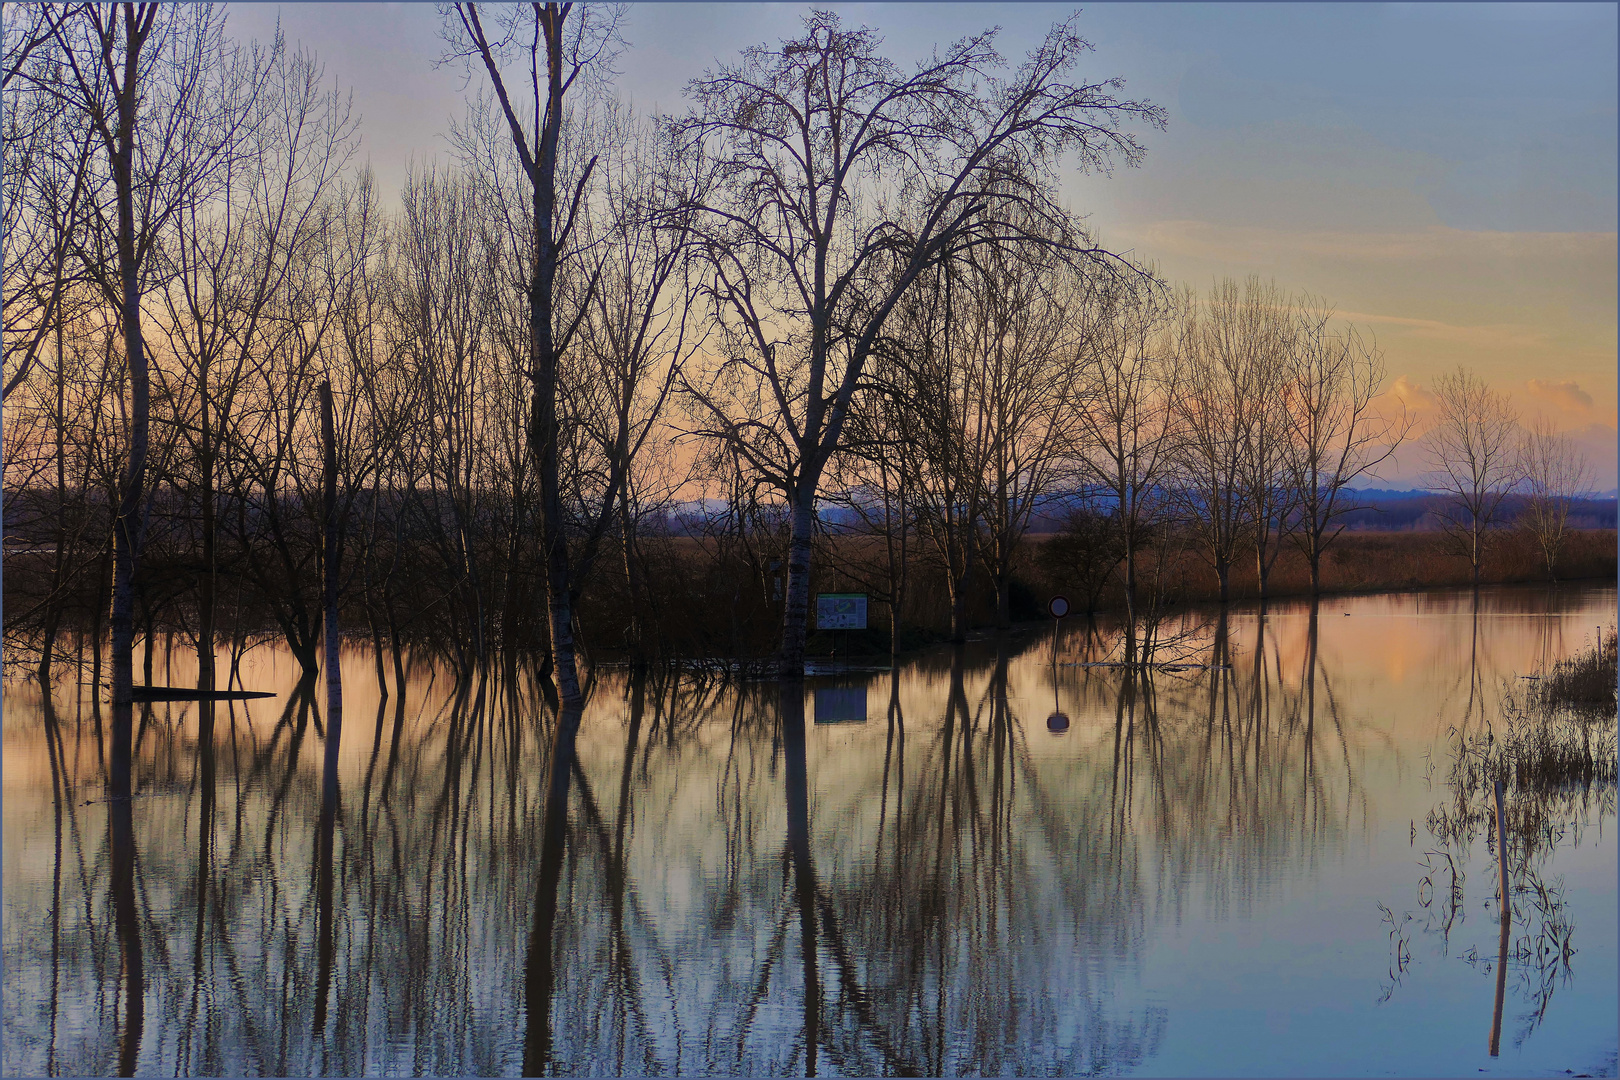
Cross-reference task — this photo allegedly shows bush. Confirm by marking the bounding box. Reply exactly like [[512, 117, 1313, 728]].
[[1037, 505, 1125, 612]]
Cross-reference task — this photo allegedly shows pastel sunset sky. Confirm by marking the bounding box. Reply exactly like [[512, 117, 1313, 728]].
[[228, 1, 1619, 489]]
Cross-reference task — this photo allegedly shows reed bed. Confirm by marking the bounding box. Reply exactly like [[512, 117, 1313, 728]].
[[1429, 627, 1617, 860], [1534, 624, 1618, 719]]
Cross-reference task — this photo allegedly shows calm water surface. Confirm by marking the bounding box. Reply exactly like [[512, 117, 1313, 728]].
[[4, 584, 1616, 1077]]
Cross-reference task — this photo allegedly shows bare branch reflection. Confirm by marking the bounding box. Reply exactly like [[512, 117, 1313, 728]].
[[3, 588, 1609, 1075]]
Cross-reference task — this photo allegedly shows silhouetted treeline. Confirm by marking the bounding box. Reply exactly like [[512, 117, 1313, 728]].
[[4, 6, 1604, 686]]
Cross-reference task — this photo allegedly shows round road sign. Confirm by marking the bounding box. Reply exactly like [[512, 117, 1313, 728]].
[[1048, 595, 1070, 619]]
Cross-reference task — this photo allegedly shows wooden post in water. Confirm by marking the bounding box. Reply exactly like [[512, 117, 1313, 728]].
[[1488, 778, 1509, 1056]]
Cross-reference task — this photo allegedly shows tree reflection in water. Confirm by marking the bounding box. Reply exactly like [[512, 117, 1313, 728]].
[[1382, 598, 1615, 1056], [11, 590, 1610, 1077], [108, 698, 143, 1078]]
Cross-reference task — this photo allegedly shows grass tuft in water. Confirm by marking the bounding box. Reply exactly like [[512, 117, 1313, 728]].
[[1534, 624, 1618, 719], [1481, 625, 1616, 795], [1429, 628, 1617, 858]]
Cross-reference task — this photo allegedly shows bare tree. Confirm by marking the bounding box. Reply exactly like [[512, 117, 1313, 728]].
[[1074, 275, 1180, 651], [1231, 278, 1296, 601], [1282, 299, 1411, 594], [1517, 416, 1592, 581], [2, 40, 95, 404], [1, 58, 101, 676], [675, 10, 1165, 674], [1424, 366, 1522, 589], [392, 163, 498, 670], [152, 34, 352, 689], [962, 240, 1092, 628], [440, 104, 543, 665], [1171, 279, 1260, 603], [326, 168, 411, 693], [221, 175, 370, 678], [5, 305, 121, 681], [2, 5, 74, 91], [823, 412, 917, 658], [867, 236, 1089, 636], [29, 2, 256, 726], [566, 104, 704, 660], [318, 378, 343, 763], [874, 258, 989, 643], [444, 1, 625, 710]]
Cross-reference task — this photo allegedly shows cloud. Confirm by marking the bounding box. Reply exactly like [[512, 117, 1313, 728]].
[[1384, 374, 1437, 412], [1336, 309, 1549, 350], [1129, 220, 1617, 267], [1525, 377, 1595, 414]]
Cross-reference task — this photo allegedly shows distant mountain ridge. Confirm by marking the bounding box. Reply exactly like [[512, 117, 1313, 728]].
[[654, 486, 1619, 535], [1346, 486, 1620, 502]]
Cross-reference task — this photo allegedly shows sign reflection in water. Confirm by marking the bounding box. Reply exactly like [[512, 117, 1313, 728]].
[[1, 585, 1614, 1076], [813, 685, 867, 725]]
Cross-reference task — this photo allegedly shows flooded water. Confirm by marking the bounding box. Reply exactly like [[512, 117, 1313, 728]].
[[3, 584, 1616, 1077]]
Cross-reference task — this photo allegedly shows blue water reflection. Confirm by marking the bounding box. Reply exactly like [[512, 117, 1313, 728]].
[[2, 584, 1614, 1076]]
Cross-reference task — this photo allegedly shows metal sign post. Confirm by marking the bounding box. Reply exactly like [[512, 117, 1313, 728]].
[[1047, 595, 1070, 733], [817, 593, 867, 667]]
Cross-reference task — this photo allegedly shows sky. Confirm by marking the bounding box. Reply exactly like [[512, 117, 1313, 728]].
[[223, 1, 1619, 489]]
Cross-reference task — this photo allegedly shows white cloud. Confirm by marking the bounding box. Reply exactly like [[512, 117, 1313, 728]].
[[1128, 220, 1616, 268], [1383, 374, 1437, 413], [1525, 377, 1596, 414], [1338, 310, 1548, 350]]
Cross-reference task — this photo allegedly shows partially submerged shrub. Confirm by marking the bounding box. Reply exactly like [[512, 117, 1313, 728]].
[[1535, 624, 1617, 718], [1432, 638, 1617, 860]]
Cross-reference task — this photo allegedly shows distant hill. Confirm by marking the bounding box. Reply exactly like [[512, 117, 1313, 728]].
[[652, 487, 1618, 536], [1016, 487, 1617, 534], [1336, 489, 1616, 530]]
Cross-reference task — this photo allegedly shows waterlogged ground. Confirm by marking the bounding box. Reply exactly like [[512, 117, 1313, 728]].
[[3, 584, 1616, 1077]]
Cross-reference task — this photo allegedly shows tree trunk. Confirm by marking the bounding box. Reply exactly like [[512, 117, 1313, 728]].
[[197, 357, 215, 692], [141, 607, 154, 688], [888, 483, 907, 664], [38, 605, 60, 686], [39, 321, 69, 687], [527, 6, 585, 710], [619, 494, 644, 667], [949, 536, 976, 645], [537, 426, 582, 705], [388, 603, 406, 696], [1472, 521, 1483, 591], [779, 489, 816, 676], [367, 607, 388, 697], [500, 467, 530, 659], [91, 540, 110, 698], [289, 635, 320, 681], [1122, 521, 1138, 664], [319, 382, 344, 772], [109, 21, 153, 741]]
